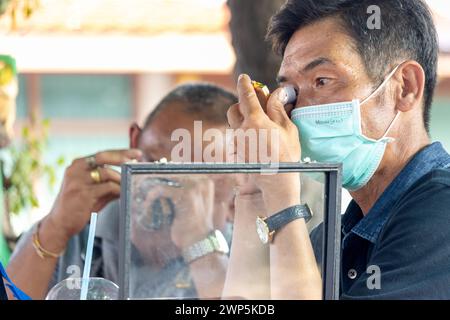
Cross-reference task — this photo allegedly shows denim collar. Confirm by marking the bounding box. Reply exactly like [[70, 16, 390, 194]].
[[342, 142, 450, 244]]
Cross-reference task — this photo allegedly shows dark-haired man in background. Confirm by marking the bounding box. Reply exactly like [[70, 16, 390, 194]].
[[224, 0, 450, 299], [10, 83, 238, 299]]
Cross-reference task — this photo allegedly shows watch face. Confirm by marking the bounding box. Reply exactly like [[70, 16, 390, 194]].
[[256, 217, 269, 244], [213, 230, 230, 254]]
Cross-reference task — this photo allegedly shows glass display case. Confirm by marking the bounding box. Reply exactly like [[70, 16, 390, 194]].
[[118, 163, 341, 300]]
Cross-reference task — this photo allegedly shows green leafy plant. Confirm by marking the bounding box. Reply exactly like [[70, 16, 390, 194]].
[[0, 0, 12, 15], [4, 115, 64, 215]]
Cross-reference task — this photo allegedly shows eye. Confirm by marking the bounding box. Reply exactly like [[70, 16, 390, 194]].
[[315, 77, 331, 88]]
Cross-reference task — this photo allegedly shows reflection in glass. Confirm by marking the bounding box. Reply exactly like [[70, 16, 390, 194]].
[[122, 171, 326, 300], [128, 174, 235, 299]]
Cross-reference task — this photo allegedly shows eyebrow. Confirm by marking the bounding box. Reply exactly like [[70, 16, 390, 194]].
[[276, 57, 335, 84]]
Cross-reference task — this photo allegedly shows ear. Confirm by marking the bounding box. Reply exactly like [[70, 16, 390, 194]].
[[129, 123, 142, 149], [394, 60, 425, 113]]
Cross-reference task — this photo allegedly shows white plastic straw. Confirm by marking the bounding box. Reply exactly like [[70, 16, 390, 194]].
[[80, 212, 98, 300]]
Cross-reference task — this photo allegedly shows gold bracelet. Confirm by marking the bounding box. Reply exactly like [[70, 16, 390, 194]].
[[32, 221, 64, 259]]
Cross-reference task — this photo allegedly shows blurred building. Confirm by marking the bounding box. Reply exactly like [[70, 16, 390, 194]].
[[0, 0, 449, 231], [0, 0, 236, 230]]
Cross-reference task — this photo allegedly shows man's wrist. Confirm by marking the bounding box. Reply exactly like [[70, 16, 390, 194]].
[[258, 173, 301, 215], [261, 184, 301, 216], [38, 215, 71, 254]]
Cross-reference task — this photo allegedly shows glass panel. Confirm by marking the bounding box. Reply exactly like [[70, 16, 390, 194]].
[[127, 173, 235, 299], [122, 168, 329, 300], [301, 173, 325, 278]]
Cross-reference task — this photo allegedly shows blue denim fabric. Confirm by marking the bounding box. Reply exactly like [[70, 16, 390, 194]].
[[310, 142, 450, 299], [342, 142, 450, 247], [338, 142, 450, 299]]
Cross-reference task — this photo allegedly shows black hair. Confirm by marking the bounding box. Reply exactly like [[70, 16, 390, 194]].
[[267, 0, 438, 132], [143, 83, 237, 129]]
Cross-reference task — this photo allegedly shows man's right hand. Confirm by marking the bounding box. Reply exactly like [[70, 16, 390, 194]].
[[227, 74, 301, 214], [44, 149, 142, 249]]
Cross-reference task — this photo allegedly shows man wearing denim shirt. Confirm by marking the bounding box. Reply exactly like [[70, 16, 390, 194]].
[[224, 0, 450, 299], [310, 142, 450, 298]]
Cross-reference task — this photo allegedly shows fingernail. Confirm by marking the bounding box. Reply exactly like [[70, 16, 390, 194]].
[[278, 88, 288, 105], [238, 74, 248, 82]]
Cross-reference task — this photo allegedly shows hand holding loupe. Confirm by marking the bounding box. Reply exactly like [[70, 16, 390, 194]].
[[251, 80, 298, 114]]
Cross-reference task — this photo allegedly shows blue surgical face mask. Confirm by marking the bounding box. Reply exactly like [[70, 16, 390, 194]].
[[290, 64, 401, 191]]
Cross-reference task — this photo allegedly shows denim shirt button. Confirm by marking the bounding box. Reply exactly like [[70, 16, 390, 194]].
[[348, 269, 357, 279]]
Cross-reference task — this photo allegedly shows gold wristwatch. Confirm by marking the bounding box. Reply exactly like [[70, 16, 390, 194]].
[[256, 204, 312, 244]]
